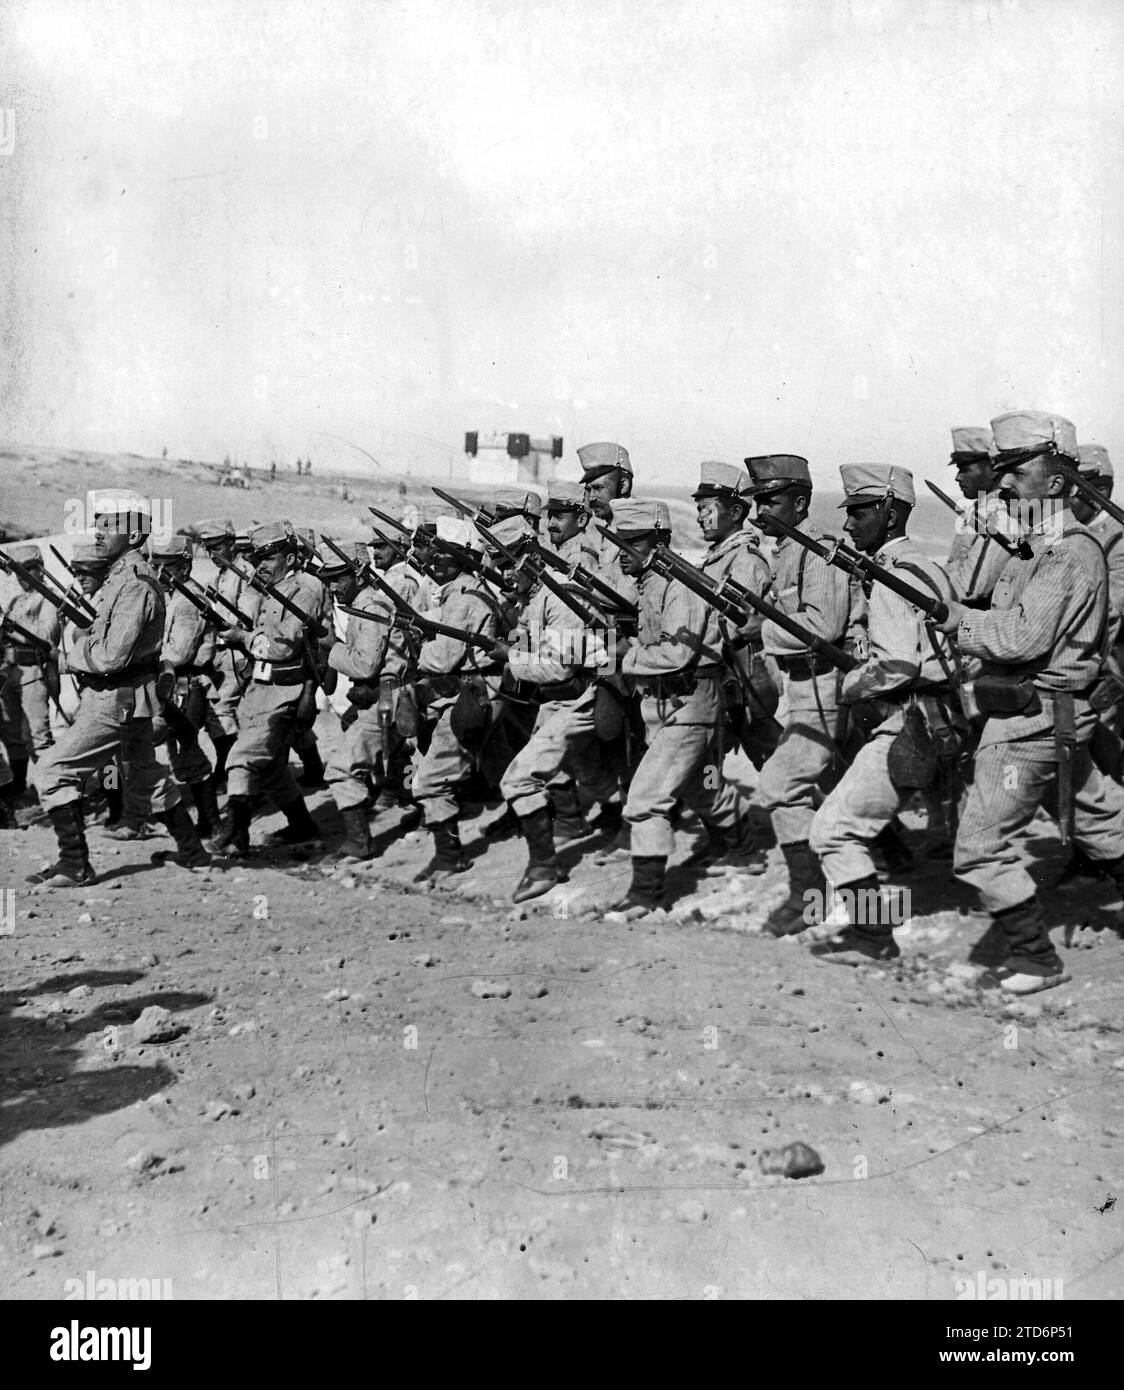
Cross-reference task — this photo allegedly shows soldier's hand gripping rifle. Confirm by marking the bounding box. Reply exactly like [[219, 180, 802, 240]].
[[170, 575, 254, 630], [764, 516, 952, 625], [337, 602, 499, 654], [44, 545, 99, 620], [0, 613, 72, 725], [636, 538, 860, 673], [0, 548, 92, 629], [183, 575, 255, 628], [432, 485, 638, 618], [924, 480, 1033, 560]]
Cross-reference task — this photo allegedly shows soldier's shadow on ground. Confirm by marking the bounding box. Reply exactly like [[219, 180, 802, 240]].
[[0, 969, 210, 1151]]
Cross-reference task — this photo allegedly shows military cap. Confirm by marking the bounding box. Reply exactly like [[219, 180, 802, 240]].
[[435, 515, 482, 552], [233, 530, 253, 554], [612, 499, 671, 537], [89, 490, 153, 534], [950, 427, 992, 464], [247, 521, 298, 560], [838, 464, 916, 509], [990, 411, 1078, 463], [318, 541, 369, 578], [1077, 443, 1113, 480], [744, 455, 812, 495], [692, 460, 753, 501], [149, 534, 193, 561], [69, 540, 109, 572], [488, 515, 534, 550], [547, 480, 588, 512], [8, 543, 42, 566], [492, 488, 543, 521], [578, 441, 632, 481], [196, 517, 236, 543]]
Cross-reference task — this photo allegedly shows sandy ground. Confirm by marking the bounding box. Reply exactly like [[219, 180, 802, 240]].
[[2, 446, 1123, 1301]]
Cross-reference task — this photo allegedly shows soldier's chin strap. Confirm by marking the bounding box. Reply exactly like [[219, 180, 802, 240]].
[[875, 489, 896, 550]]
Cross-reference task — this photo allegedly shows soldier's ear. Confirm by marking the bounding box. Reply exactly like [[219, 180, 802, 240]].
[[617, 473, 633, 499]]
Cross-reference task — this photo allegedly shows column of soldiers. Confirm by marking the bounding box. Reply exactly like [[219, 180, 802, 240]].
[[5, 409, 1124, 1001]]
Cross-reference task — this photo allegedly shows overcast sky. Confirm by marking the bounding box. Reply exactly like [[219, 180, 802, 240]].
[[2, 0, 1122, 489]]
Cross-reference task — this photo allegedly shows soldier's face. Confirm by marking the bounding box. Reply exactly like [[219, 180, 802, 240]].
[[205, 540, 234, 564], [584, 472, 624, 520], [617, 534, 655, 576], [76, 569, 107, 596], [842, 502, 884, 553], [696, 497, 743, 542], [254, 550, 293, 586], [15, 568, 39, 593], [755, 487, 805, 536], [330, 573, 360, 605], [370, 543, 397, 572], [953, 459, 994, 500], [93, 515, 132, 563], [547, 509, 583, 547], [996, 456, 1064, 527]]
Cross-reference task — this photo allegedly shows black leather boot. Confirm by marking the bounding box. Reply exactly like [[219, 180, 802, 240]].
[[513, 807, 567, 902], [268, 798, 322, 845], [337, 805, 373, 860], [0, 782, 20, 831], [27, 803, 96, 886], [188, 778, 221, 838], [549, 783, 590, 846], [156, 800, 210, 867], [297, 743, 327, 790], [985, 897, 1068, 994], [607, 854, 668, 920], [810, 874, 902, 964], [210, 733, 236, 791], [414, 820, 468, 882], [763, 841, 826, 938], [205, 794, 253, 856], [9, 755, 28, 798]]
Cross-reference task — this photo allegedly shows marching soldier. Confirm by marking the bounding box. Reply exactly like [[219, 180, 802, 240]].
[[545, 479, 601, 569], [936, 412, 1124, 994], [29, 493, 207, 886], [488, 489, 544, 534], [290, 528, 333, 789], [808, 465, 957, 963], [366, 529, 428, 809], [748, 454, 856, 936], [693, 459, 781, 781], [321, 542, 414, 859], [149, 534, 221, 837], [605, 501, 758, 920], [205, 522, 325, 856], [411, 517, 504, 880], [1, 544, 62, 799], [945, 426, 1011, 607], [579, 441, 639, 607], [496, 519, 615, 900], [194, 518, 258, 788]]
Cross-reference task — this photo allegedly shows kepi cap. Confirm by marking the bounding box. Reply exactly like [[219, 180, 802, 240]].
[[1077, 444, 1113, 480], [248, 521, 298, 560], [990, 411, 1078, 462], [149, 534, 193, 561], [435, 515, 482, 552], [744, 455, 812, 495], [547, 480, 588, 512], [838, 464, 916, 509], [578, 441, 632, 481], [196, 517, 236, 544], [69, 540, 108, 572], [612, 499, 671, 537], [692, 460, 752, 501], [950, 427, 992, 463], [8, 543, 42, 567]]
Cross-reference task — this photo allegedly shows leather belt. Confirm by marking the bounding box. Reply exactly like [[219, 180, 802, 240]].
[[776, 653, 836, 679], [637, 664, 723, 697], [251, 660, 305, 686], [78, 660, 160, 692], [534, 675, 591, 703]]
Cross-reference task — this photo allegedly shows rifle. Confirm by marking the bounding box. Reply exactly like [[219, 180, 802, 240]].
[[213, 555, 328, 638], [338, 603, 498, 653], [598, 526, 855, 672], [184, 575, 254, 628], [924, 480, 1033, 561], [170, 575, 246, 631], [466, 515, 606, 629], [321, 533, 371, 581], [0, 548, 92, 629], [1055, 460, 1124, 531], [0, 615, 73, 725], [765, 516, 951, 625], [368, 505, 444, 583], [526, 537, 639, 617], [41, 546, 99, 619]]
